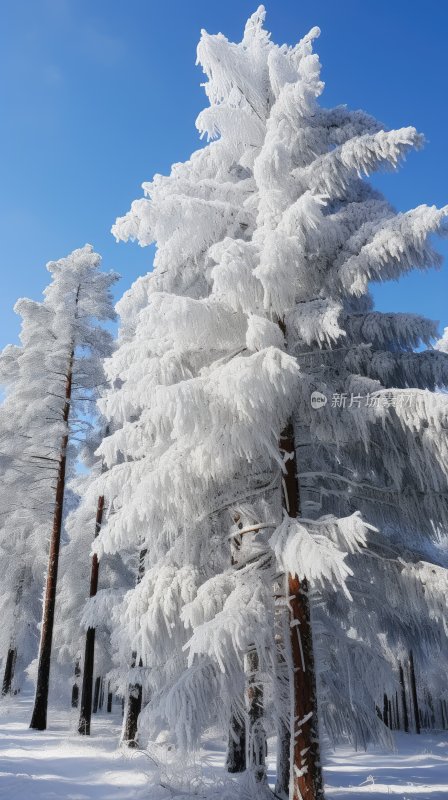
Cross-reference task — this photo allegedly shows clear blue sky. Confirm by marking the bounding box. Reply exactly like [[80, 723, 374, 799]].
[[1, 0, 447, 348]]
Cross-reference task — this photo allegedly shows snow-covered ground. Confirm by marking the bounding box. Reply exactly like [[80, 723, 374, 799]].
[[0, 694, 148, 799], [0, 694, 447, 799], [324, 737, 448, 798]]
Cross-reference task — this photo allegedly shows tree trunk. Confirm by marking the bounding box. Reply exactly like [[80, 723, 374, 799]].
[[275, 600, 292, 799], [99, 677, 104, 711], [71, 659, 81, 708], [440, 700, 446, 730], [71, 684, 79, 709], [30, 346, 75, 731], [78, 494, 105, 735], [122, 550, 146, 748], [409, 651, 420, 734], [429, 694, 435, 728], [226, 707, 246, 773], [225, 521, 247, 774], [2, 648, 17, 696], [93, 676, 101, 713], [383, 694, 389, 728], [280, 421, 324, 800], [246, 648, 267, 782], [395, 691, 400, 730], [107, 682, 112, 713], [123, 653, 142, 747], [399, 661, 409, 732]]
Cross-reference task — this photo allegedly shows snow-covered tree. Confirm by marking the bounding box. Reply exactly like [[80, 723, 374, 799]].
[[83, 7, 447, 800], [0, 245, 117, 730]]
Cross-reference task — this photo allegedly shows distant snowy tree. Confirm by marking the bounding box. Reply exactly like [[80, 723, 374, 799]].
[[86, 7, 447, 800], [436, 327, 448, 353], [0, 245, 117, 729]]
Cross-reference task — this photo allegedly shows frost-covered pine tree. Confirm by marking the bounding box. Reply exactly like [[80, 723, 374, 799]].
[[86, 8, 447, 800], [55, 451, 134, 736], [0, 245, 117, 729]]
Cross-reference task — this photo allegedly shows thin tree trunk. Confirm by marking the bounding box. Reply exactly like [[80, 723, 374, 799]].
[[226, 520, 247, 774], [409, 651, 420, 734], [395, 691, 400, 730], [122, 549, 146, 748], [428, 692, 435, 728], [71, 659, 81, 708], [99, 677, 104, 711], [2, 648, 17, 697], [93, 676, 101, 713], [78, 494, 105, 735], [122, 653, 142, 747], [246, 648, 267, 782], [280, 420, 324, 800], [399, 661, 409, 732], [30, 344, 76, 731], [440, 700, 446, 730], [107, 682, 112, 713], [383, 694, 389, 728]]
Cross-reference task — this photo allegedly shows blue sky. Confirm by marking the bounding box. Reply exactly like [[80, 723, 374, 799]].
[[1, 0, 447, 348]]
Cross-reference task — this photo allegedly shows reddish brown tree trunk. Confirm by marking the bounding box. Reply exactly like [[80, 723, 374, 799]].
[[30, 347, 75, 731], [78, 494, 105, 735], [280, 421, 324, 800]]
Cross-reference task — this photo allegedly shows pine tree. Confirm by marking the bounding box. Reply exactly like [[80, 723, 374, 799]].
[[87, 7, 447, 798], [0, 246, 118, 730]]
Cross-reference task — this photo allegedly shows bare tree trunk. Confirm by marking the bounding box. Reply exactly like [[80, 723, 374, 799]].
[[395, 691, 400, 730], [78, 494, 105, 735], [30, 345, 75, 731], [2, 648, 17, 697], [280, 421, 324, 800], [383, 694, 389, 728], [440, 700, 446, 730], [246, 648, 267, 782], [429, 693, 435, 728], [399, 661, 409, 732], [409, 651, 420, 734], [107, 682, 112, 713], [98, 677, 104, 711], [93, 676, 101, 714], [71, 659, 81, 708]]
